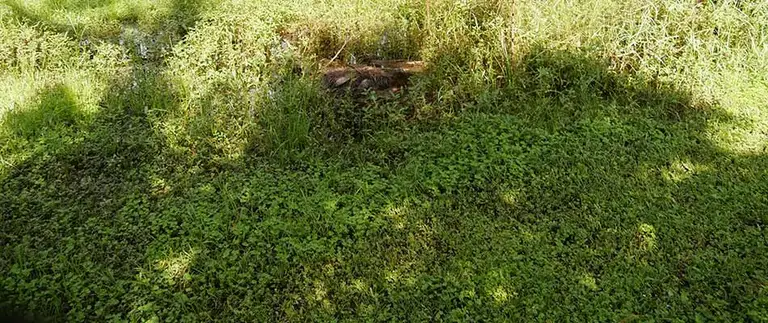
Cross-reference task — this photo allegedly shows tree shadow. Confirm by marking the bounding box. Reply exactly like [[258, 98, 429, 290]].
[[1, 84, 86, 139], [1, 6, 766, 322], [0, 3, 207, 321], [286, 46, 766, 320], [226, 44, 767, 320], [296, 45, 735, 170], [0, 65, 182, 322]]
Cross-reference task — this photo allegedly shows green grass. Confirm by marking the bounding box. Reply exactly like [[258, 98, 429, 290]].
[[1, 0, 768, 321]]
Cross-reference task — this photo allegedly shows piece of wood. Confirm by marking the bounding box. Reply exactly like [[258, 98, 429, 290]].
[[322, 60, 426, 92]]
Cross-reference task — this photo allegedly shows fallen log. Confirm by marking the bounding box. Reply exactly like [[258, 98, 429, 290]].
[[322, 60, 426, 93]]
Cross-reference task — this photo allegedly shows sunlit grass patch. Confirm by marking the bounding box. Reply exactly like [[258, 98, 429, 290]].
[[635, 223, 657, 253], [579, 273, 599, 291], [707, 72, 768, 155], [0, 69, 111, 175], [662, 159, 711, 183], [2, 0, 212, 39], [155, 248, 198, 286]]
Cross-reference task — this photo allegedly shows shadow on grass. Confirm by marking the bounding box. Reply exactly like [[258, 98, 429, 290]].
[[259, 48, 768, 320], [2, 84, 85, 139], [0, 20, 766, 322], [0, 66, 183, 322], [0, 3, 203, 320]]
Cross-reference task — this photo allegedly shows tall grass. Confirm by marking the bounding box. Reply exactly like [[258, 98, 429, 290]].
[[4, 0, 764, 162]]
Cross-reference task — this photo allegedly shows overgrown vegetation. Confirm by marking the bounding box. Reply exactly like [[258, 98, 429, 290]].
[[1, 0, 767, 321]]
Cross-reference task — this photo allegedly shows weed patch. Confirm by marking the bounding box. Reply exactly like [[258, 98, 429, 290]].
[[1, 0, 767, 321]]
